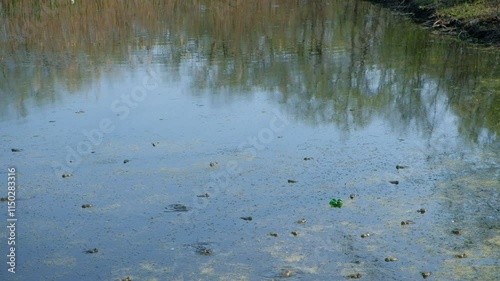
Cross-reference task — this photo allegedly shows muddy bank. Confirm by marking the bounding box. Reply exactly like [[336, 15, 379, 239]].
[[365, 0, 500, 46]]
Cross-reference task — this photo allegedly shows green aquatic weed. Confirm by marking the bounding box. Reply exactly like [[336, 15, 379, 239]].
[[329, 198, 343, 208]]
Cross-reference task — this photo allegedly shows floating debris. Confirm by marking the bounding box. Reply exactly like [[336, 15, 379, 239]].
[[451, 229, 462, 235], [287, 179, 297, 183], [384, 257, 398, 262], [296, 218, 306, 224], [197, 193, 209, 198], [455, 253, 467, 258], [291, 231, 298, 236], [123, 159, 130, 164], [164, 204, 191, 212], [348, 273, 362, 279], [81, 204, 93, 209], [389, 180, 399, 185], [360, 233, 370, 238], [303, 157, 313, 161], [0, 197, 8, 202], [186, 242, 214, 256], [281, 269, 293, 278], [421, 272, 432, 279], [151, 142, 159, 147], [209, 162, 218, 167], [269, 232, 278, 237], [417, 208, 426, 214], [62, 173, 72, 178], [329, 198, 343, 208], [396, 165, 409, 170], [121, 277, 132, 281], [240, 216, 253, 221], [84, 248, 98, 254], [350, 194, 356, 199], [11, 148, 23, 152], [197, 248, 213, 256], [401, 220, 415, 225], [271, 267, 302, 279], [75, 110, 85, 114]]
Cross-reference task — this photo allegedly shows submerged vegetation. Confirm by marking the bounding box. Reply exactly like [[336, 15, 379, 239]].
[[1, 1, 498, 280]]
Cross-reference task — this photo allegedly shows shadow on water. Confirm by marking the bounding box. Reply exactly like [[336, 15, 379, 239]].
[[0, 1, 498, 280]]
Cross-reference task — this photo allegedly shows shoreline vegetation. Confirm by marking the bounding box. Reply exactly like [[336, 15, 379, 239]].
[[0, 0, 498, 47], [365, 0, 500, 45]]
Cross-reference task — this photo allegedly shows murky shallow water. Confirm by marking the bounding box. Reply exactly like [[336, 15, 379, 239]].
[[1, 1, 499, 280]]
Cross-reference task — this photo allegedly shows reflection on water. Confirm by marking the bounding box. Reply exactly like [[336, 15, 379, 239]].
[[0, 1, 498, 280], [1, 0, 499, 145]]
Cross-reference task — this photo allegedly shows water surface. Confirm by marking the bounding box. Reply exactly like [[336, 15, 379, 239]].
[[0, 1, 499, 280]]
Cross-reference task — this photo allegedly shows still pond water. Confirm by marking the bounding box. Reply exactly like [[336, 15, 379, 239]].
[[0, 1, 499, 280]]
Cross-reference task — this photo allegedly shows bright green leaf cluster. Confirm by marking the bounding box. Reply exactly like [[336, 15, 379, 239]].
[[329, 198, 343, 208]]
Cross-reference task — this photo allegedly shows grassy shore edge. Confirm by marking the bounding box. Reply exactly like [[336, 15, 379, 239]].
[[364, 0, 500, 45]]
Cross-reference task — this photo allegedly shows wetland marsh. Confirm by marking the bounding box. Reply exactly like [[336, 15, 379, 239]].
[[0, 1, 499, 280]]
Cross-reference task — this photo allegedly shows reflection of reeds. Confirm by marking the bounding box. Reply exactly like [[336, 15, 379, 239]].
[[0, 1, 498, 141], [2, 0, 164, 51], [0, 0, 337, 100], [0, 0, 331, 54]]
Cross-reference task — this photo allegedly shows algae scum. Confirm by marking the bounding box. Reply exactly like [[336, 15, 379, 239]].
[[1, 0, 499, 280]]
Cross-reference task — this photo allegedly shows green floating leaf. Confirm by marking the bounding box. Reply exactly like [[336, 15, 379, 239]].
[[329, 198, 343, 208]]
